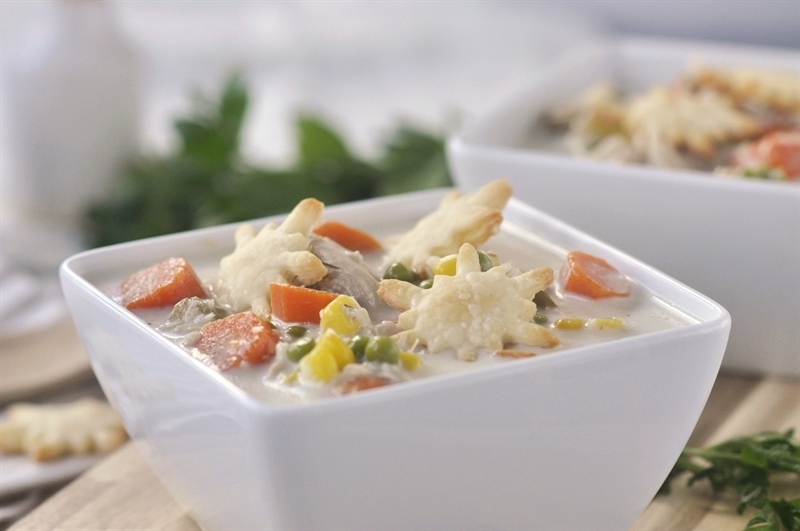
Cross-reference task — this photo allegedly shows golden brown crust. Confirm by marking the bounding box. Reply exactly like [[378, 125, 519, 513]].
[[382, 179, 512, 274], [0, 398, 127, 462], [376, 279, 418, 312], [214, 198, 328, 317], [496, 349, 538, 358], [687, 64, 800, 113], [625, 87, 760, 158], [379, 243, 559, 361]]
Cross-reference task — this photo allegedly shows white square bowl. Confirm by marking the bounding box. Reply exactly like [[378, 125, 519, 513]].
[[60, 190, 729, 530], [448, 36, 799, 376]]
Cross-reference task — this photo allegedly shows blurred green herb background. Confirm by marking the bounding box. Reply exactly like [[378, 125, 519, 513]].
[[83, 73, 452, 247]]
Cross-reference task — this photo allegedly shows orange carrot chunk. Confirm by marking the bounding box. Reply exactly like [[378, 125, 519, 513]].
[[334, 375, 392, 395], [731, 130, 800, 179], [195, 311, 279, 371], [560, 251, 629, 299], [119, 257, 207, 310], [269, 283, 338, 324], [313, 220, 382, 252]]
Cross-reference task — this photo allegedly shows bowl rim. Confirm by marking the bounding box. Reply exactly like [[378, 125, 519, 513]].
[[60, 189, 731, 416], [448, 138, 800, 199]]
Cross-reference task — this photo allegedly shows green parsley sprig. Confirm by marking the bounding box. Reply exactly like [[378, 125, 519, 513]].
[[660, 429, 800, 531], [83, 72, 451, 248]]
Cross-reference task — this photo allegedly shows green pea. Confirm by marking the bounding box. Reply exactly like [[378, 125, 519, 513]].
[[286, 325, 307, 338], [348, 335, 370, 363], [419, 279, 434, 289], [477, 251, 494, 272], [287, 337, 316, 363], [383, 262, 418, 283], [365, 336, 400, 364], [533, 312, 548, 324]]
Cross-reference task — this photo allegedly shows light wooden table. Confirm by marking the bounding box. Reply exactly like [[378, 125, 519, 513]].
[[9, 371, 800, 531]]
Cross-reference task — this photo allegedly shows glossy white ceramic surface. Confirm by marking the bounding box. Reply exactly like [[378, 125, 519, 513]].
[[60, 190, 730, 530], [448, 37, 799, 376]]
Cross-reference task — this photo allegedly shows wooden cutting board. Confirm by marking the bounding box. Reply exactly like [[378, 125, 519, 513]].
[[9, 371, 800, 531]]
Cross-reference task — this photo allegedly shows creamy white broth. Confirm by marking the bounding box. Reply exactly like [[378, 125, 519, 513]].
[[127, 221, 694, 406]]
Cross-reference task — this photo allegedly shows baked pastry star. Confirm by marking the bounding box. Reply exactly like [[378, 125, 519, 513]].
[[378, 243, 559, 361], [214, 198, 328, 317]]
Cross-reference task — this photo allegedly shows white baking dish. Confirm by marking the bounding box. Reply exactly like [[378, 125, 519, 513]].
[[60, 189, 729, 530], [448, 36, 799, 376]]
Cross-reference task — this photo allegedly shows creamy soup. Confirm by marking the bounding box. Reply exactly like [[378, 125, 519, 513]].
[[109, 182, 697, 405], [124, 218, 693, 406]]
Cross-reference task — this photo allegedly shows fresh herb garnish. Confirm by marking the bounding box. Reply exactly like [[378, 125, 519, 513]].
[[742, 165, 788, 181], [659, 429, 800, 530], [83, 72, 452, 248]]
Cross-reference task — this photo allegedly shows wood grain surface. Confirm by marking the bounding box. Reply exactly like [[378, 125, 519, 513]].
[[9, 371, 800, 531]]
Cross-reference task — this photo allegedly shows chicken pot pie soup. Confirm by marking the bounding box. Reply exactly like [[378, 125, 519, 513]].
[[110, 181, 694, 404], [542, 63, 800, 181]]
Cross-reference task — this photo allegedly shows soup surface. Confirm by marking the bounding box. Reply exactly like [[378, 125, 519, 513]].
[[114, 182, 694, 404]]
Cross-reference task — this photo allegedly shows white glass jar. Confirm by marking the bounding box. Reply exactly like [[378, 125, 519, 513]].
[[1, 0, 140, 263]]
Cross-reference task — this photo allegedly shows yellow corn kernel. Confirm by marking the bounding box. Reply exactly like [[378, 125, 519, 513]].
[[298, 330, 354, 382], [554, 317, 585, 330], [399, 351, 422, 371], [317, 329, 355, 369], [320, 295, 361, 336], [299, 349, 339, 383], [587, 317, 625, 330], [433, 254, 457, 276]]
